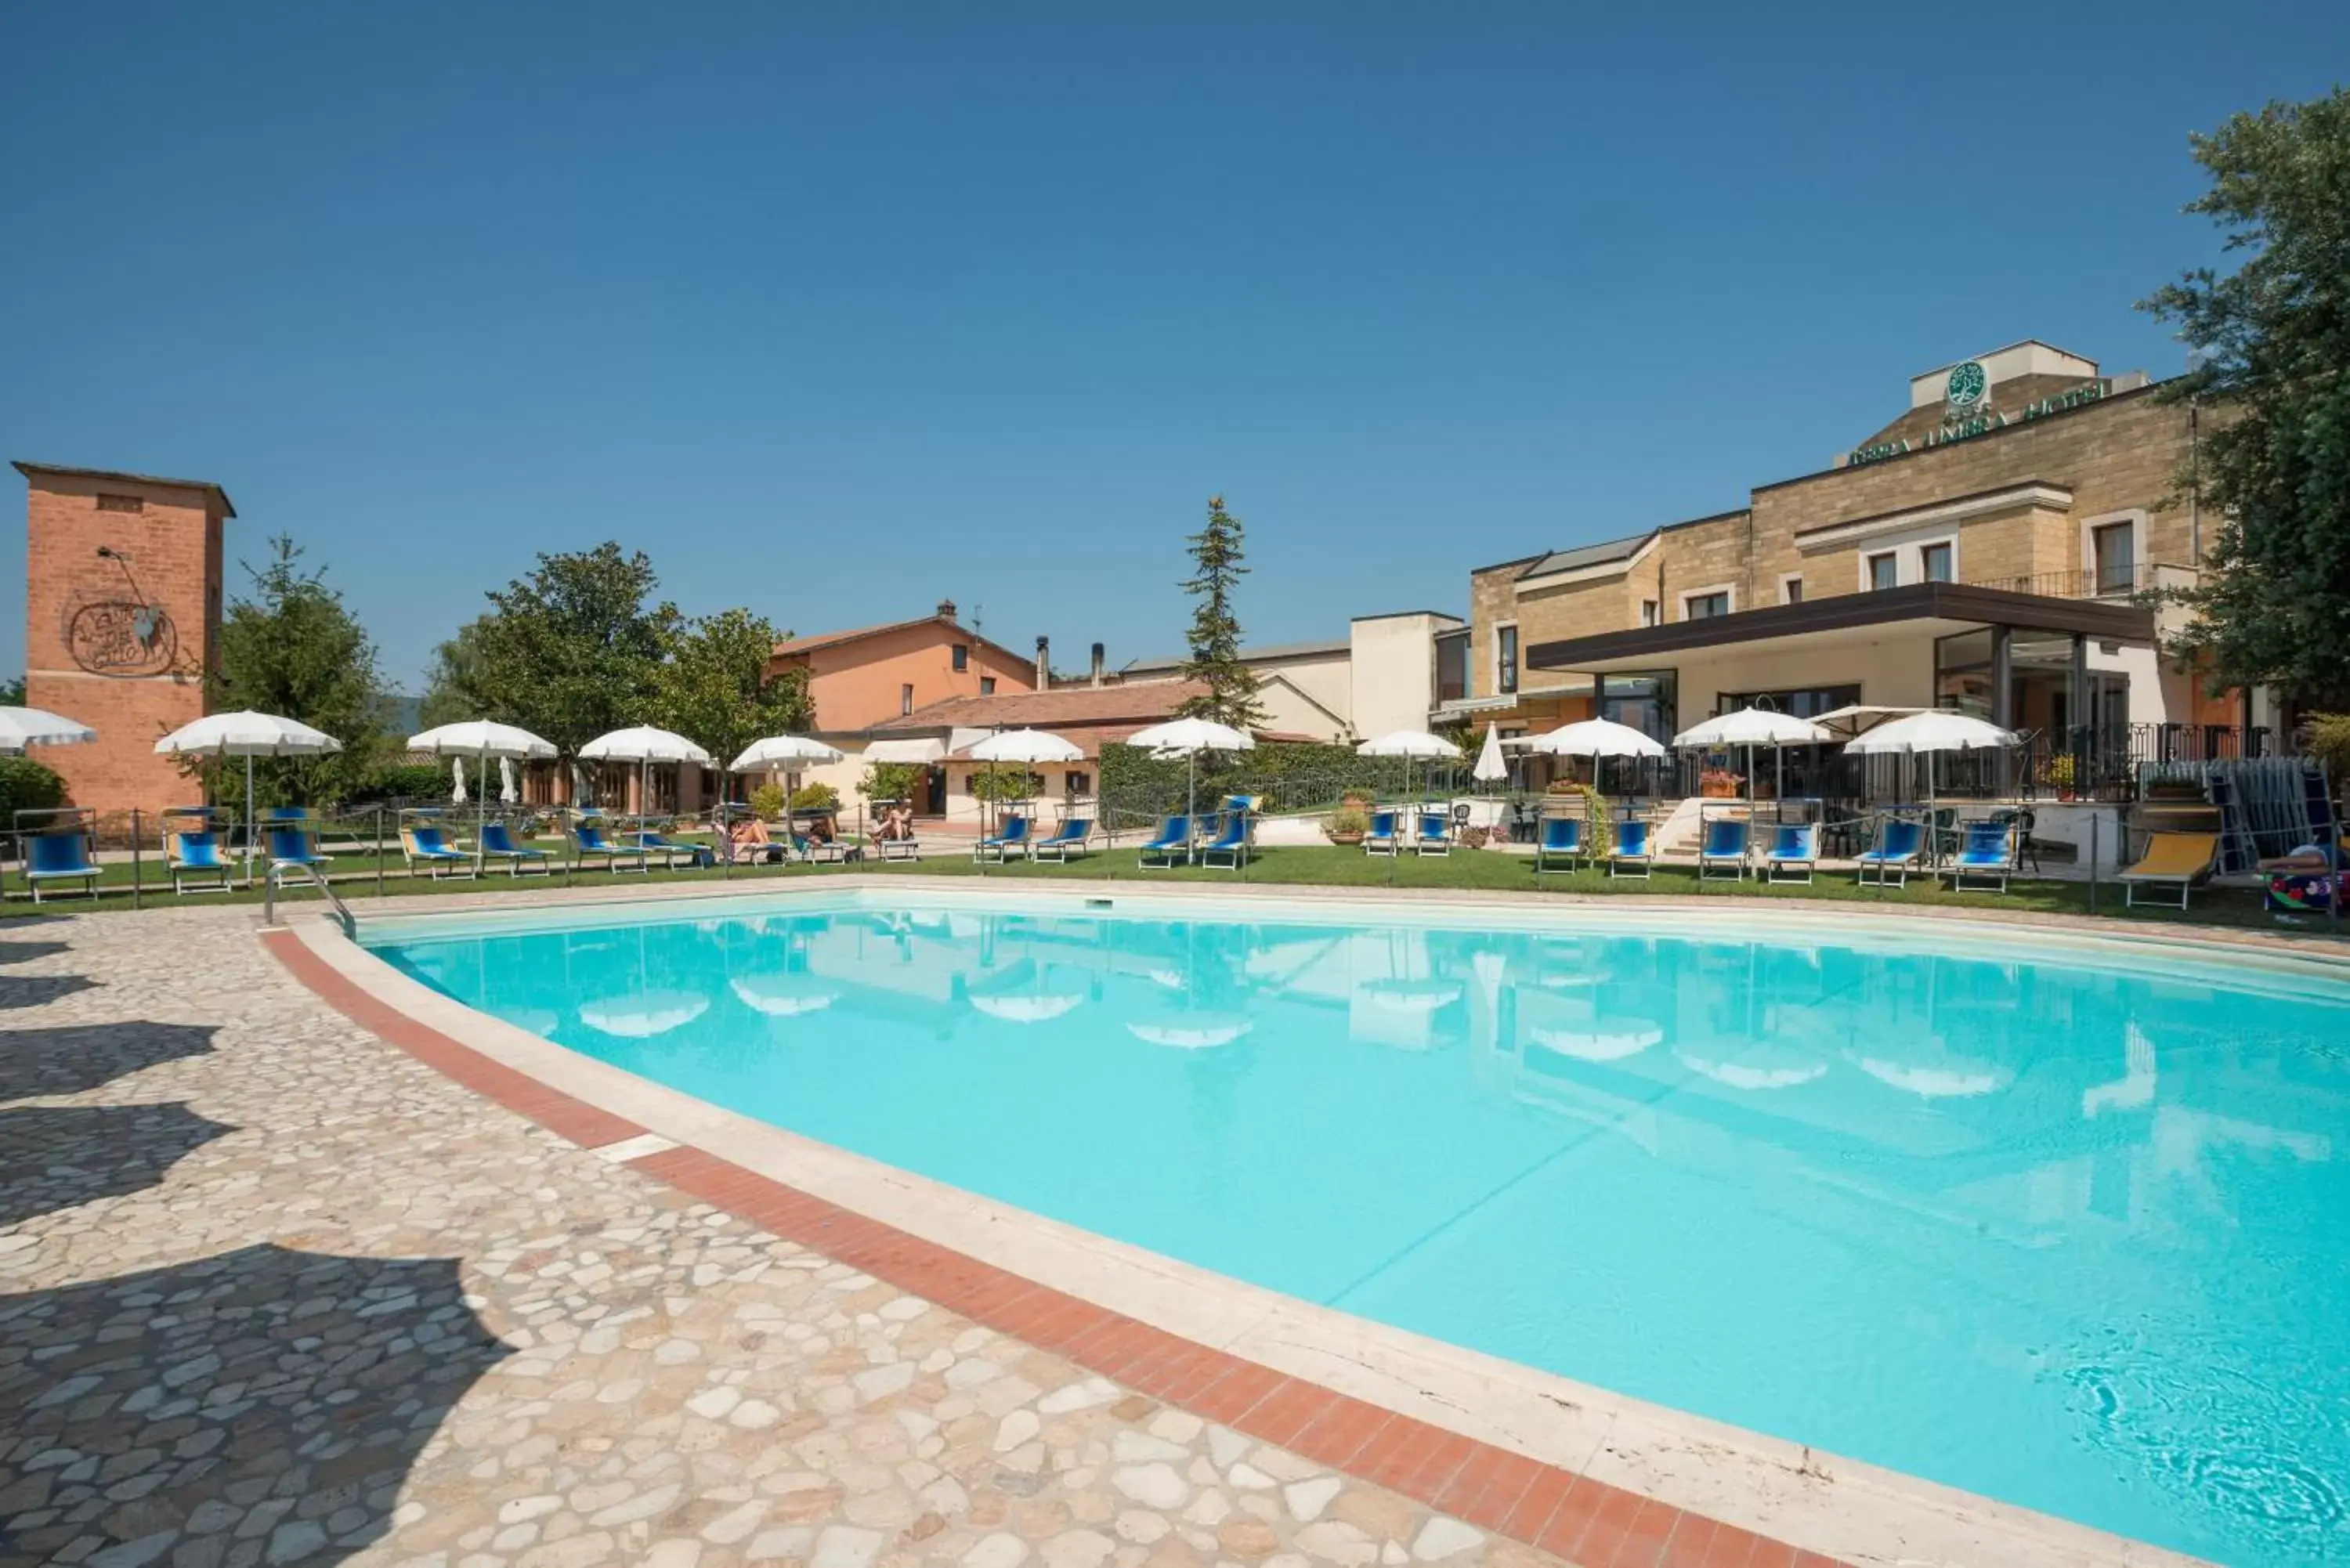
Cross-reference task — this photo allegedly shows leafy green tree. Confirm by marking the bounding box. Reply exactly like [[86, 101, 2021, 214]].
[[0, 676, 24, 706], [468, 544, 681, 761], [858, 761, 927, 802], [0, 756, 67, 824], [417, 618, 490, 729], [652, 606, 811, 778], [204, 535, 390, 806], [2142, 87, 2350, 706], [1175, 494, 1269, 730]]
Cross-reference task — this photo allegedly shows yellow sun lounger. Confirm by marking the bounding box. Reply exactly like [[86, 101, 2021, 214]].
[[2121, 831, 2219, 909]]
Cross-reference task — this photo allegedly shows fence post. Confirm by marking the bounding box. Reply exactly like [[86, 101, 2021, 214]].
[[374, 807, 386, 899], [130, 809, 143, 910], [2088, 810, 2100, 915], [262, 862, 277, 927]]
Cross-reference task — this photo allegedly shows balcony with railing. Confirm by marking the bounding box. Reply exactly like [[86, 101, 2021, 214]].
[[1961, 562, 2195, 601]]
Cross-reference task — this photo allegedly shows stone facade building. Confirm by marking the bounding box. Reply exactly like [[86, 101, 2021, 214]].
[[1448, 343, 2243, 778]]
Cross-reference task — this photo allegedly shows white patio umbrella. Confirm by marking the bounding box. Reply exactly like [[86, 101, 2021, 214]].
[[1125, 717, 1255, 859], [0, 706, 96, 754], [450, 757, 468, 805], [1472, 721, 1508, 789], [580, 726, 712, 832], [1524, 717, 1665, 807], [499, 757, 518, 804], [154, 710, 343, 885], [1842, 711, 2019, 809], [967, 728, 1084, 836], [410, 720, 559, 871], [726, 734, 846, 846], [1673, 706, 1830, 807], [1358, 729, 1461, 822]]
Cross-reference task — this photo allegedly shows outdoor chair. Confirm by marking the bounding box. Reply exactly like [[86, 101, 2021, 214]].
[[402, 826, 475, 879], [1197, 812, 1250, 870], [1413, 811, 1452, 856], [479, 822, 551, 876], [573, 823, 651, 873], [1607, 820, 1652, 880], [634, 828, 710, 869], [267, 827, 331, 875], [1950, 821, 2019, 894], [168, 830, 233, 895], [974, 815, 1032, 863], [1364, 808, 1401, 856], [1762, 824, 1817, 885], [1138, 815, 1191, 869], [1856, 820, 1926, 888], [25, 833, 100, 903], [1697, 818, 1750, 881], [1031, 818, 1094, 862], [2122, 831, 2219, 910], [1533, 816, 1583, 876]]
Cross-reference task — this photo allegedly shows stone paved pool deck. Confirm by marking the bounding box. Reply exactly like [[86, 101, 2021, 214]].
[[8, 887, 2260, 1568]]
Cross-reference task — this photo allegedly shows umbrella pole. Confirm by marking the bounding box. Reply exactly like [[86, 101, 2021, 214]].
[[1187, 753, 1197, 865], [244, 753, 254, 887], [477, 745, 488, 874]]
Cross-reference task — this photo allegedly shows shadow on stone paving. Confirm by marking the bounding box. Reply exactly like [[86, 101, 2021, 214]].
[[0, 973, 97, 1011], [0, 940, 71, 966], [0, 1243, 511, 1566], [0, 1104, 235, 1230], [0, 1023, 219, 1104]]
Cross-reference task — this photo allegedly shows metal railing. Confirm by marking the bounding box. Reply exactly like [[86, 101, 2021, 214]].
[[264, 858, 355, 936], [1961, 562, 2177, 600]]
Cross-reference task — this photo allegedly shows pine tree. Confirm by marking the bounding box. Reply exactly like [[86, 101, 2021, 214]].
[[1176, 495, 1269, 730]]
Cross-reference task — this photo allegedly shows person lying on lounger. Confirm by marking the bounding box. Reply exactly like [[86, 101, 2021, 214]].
[[729, 817, 789, 863]]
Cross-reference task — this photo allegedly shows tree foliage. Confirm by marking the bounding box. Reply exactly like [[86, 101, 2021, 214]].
[[468, 544, 681, 760], [858, 761, 927, 802], [204, 535, 390, 806], [0, 756, 67, 824], [2141, 88, 2350, 706], [653, 606, 810, 777], [1176, 495, 1269, 730], [417, 618, 490, 730], [0, 676, 24, 706]]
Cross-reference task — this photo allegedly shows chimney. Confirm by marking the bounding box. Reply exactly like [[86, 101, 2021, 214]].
[[1035, 636, 1050, 689], [936, 598, 957, 622], [1090, 642, 1105, 688]]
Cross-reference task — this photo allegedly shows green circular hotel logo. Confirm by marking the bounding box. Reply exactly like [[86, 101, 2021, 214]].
[[1946, 359, 1988, 409]]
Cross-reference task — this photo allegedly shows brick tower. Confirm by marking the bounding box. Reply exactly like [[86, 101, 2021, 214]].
[[16, 461, 230, 818]]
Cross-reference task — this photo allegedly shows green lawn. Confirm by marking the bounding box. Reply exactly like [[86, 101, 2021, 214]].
[[7, 839, 2337, 941]]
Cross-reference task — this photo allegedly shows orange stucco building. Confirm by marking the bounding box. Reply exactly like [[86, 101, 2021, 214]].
[[768, 600, 1041, 736]]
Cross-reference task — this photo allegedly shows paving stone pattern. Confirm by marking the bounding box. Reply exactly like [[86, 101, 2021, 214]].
[[0, 912, 1574, 1568]]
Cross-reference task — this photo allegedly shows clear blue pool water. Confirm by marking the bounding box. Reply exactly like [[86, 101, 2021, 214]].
[[373, 895, 2350, 1566]]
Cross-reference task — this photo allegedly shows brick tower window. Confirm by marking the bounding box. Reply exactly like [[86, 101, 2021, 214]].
[[96, 493, 144, 513]]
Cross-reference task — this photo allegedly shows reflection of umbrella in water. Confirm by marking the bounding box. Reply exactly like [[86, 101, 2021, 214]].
[[1528, 1024, 1661, 1062], [1854, 1053, 2011, 1098], [580, 992, 710, 1038], [1127, 1014, 1253, 1050], [1676, 1048, 1827, 1090], [1148, 968, 1188, 991], [971, 992, 1086, 1024], [730, 975, 839, 1017], [1361, 979, 1464, 1013]]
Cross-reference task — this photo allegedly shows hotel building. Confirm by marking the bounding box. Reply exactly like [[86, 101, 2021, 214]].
[[1441, 342, 2251, 788]]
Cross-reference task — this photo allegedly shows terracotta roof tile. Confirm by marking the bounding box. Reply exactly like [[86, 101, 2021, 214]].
[[870, 681, 1209, 734]]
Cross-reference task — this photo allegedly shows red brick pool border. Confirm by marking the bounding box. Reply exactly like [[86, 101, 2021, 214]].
[[263, 926, 1846, 1568]]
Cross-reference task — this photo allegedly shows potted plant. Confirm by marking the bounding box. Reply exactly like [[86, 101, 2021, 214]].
[[1699, 767, 1741, 800], [1323, 805, 1369, 846], [2045, 753, 2077, 801]]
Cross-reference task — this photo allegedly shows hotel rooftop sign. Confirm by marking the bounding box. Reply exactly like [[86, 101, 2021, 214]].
[[1846, 360, 2111, 468]]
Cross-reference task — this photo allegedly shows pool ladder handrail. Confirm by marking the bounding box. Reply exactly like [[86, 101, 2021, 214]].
[[263, 858, 356, 938]]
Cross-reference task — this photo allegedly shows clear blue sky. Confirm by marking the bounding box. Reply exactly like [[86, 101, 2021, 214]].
[[4, 4, 2342, 692]]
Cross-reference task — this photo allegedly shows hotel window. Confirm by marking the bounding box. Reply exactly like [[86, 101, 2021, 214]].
[[1496, 624, 1518, 695], [1684, 591, 1730, 620], [1781, 576, 1805, 605], [1065, 770, 1091, 797], [1435, 630, 1468, 703], [1868, 551, 1899, 591], [2092, 522, 2136, 594], [1640, 600, 1659, 627], [1921, 542, 1954, 583], [901, 684, 914, 716], [952, 644, 969, 672], [979, 677, 996, 695]]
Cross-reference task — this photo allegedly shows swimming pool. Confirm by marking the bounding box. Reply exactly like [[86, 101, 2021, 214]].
[[371, 893, 2350, 1566]]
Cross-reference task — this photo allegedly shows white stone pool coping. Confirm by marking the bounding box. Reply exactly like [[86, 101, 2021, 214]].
[[284, 874, 2259, 1568]]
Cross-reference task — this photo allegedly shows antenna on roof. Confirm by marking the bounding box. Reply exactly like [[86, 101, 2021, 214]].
[[971, 603, 983, 634]]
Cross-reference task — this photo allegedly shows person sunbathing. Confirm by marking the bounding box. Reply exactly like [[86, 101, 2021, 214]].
[[729, 816, 787, 863]]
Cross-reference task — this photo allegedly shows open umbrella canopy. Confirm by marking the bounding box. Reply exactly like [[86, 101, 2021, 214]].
[[1673, 706, 1830, 748], [1472, 722, 1508, 782], [731, 734, 846, 771], [407, 720, 557, 759], [967, 728, 1083, 764], [729, 974, 840, 1017], [0, 706, 96, 753], [1355, 729, 1460, 760], [1842, 711, 2020, 754], [580, 726, 712, 764], [1524, 717, 1665, 757], [579, 991, 710, 1038], [1126, 717, 1254, 755], [154, 710, 342, 757]]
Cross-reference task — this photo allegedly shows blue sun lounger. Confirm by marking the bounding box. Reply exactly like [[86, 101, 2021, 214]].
[[573, 823, 651, 873], [1364, 809, 1401, 856], [480, 822, 551, 876], [168, 830, 233, 894], [1762, 823, 1818, 885], [1607, 820, 1652, 880], [1197, 812, 1249, 870], [267, 827, 331, 873], [1031, 818, 1094, 862], [632, 829, 710, 869], [24, 833, 100, 903], [1950, 821, 2018, 894], [1697, 818, 1750, 881], [974, 815, 1032, 863], [1138, 815, 1191, 869], [403, 825, 474, 878], [1414, 812, 1452, 856], [1856, 819, 1927, 887], [1533, 816, 1583, 876]]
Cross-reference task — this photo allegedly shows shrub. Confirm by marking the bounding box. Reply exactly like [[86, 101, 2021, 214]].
[[748, 782, 788, 820], [350, 761, 451, 804], [0, 756, 67, 827], [1323, 806, 1369, 841], [788, 782, 839, 812], [968, 769, 1043, 804], [2305, 714, 2350, 795], [859, 761, 927, 801]]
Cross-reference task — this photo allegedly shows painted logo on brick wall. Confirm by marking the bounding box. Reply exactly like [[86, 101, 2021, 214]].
[[67, 598, 180, 677]]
